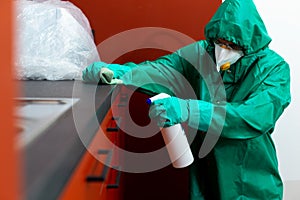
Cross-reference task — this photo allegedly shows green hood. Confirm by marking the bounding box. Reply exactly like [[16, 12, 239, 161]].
[[205, 0, 271, 55]]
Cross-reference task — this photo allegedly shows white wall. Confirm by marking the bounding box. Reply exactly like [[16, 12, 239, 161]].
[[253, 1, 300, 199], [253, 0, 300, 180]]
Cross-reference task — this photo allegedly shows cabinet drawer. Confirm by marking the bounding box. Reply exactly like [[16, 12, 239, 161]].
[[58, 148, 110, 200], [60, 105, 123, 200]]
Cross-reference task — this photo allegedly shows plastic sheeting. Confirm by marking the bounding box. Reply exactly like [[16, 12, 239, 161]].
[[15, 0, 100, 80]]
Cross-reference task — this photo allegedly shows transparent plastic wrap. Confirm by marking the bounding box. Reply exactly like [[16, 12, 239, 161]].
[[15, 0, 100, 80]]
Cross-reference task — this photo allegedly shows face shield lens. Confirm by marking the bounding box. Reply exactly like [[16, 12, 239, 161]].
[[214, 39, 243, 51]]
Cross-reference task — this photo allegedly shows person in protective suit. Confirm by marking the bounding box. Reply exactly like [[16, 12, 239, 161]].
[[82, 0, 291, 199]]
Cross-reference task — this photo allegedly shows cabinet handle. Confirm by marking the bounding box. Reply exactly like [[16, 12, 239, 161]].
[[118, 93, 128, 107], [86, 149, 112, 182], [117, 103, 127, 107], [107, 167, 121, 189], [106, 117, 121, 132]]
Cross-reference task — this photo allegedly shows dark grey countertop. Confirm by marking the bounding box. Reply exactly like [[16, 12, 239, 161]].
[[19, 80, 117, 200]]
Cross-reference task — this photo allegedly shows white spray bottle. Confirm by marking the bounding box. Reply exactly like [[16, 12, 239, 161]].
[[147, 93, 194, 168]]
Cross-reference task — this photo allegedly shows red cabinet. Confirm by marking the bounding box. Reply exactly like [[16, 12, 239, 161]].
[[59, 105, 123, 200], [119, 87, 190, 200]]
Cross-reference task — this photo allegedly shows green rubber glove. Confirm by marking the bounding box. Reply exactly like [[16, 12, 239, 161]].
[[149, 97, 213, 131], [82, 61, 131, 84], [149, 97, 189, 127]]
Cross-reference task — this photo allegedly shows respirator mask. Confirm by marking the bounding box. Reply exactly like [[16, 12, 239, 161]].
[[214, 42, 244, 71]]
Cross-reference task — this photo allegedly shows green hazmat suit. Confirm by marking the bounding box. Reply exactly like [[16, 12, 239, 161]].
[[82, 0, 291, 199]]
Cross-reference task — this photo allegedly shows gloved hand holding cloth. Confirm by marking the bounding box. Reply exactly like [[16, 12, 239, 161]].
[[82, 61, 131, 84]]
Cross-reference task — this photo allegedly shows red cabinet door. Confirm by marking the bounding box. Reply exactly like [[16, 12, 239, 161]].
[[59, 107, 123, 200]]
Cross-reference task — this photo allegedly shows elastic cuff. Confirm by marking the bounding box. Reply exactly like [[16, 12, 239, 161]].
[[188, 100, 213, 132]]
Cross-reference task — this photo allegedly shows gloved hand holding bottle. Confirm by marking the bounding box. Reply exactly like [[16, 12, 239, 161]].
[[149, 95, 213, 131], [147, 93, 195, 168], [149, 96, 189, 127]]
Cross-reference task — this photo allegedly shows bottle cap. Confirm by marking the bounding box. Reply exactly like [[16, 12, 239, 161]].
[[146, 98, 152, 105]]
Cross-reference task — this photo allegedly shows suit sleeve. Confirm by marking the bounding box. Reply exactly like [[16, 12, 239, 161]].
[[196, 60, 291, 139]]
